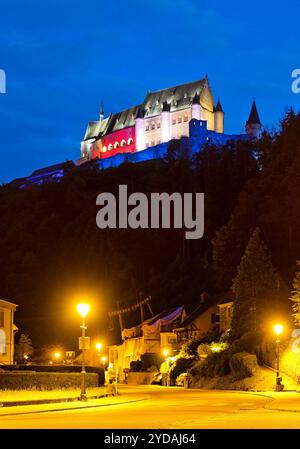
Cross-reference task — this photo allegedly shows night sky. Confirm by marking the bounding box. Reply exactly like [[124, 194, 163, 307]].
[[0, 0, 299, 184]]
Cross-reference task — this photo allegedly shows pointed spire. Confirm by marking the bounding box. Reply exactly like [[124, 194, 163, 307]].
[[247, 100, 261, 125], [215, 100, 223, 113], [100, 100, 104, 121]]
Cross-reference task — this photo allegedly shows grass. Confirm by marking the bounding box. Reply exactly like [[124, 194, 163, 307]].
[[0, 387, 106, 402]]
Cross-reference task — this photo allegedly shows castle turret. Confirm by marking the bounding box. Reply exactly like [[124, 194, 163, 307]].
[[214, 100, 224, 133], [161, 101, 171, 143], [135, 106, 145, 151], [191, 93, 201, 120], [100, 100, 104, 122], [245, 100, 262, 139]]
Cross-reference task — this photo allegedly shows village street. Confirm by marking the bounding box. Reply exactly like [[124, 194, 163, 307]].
[[1, 385, 300, 429]]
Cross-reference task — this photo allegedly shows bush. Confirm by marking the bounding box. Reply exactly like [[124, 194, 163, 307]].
[[0, 372, 98, 390], [229, 331, 262, 356], [229, 352, 259, 380], [169, 357, 195, 381], [129, 361, 143, 372], [189, 350, 230, 379], [140, 353, 161, 371]]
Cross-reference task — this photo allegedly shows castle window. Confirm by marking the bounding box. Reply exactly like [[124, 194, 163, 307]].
[[128, 137, 133, 145], [145, 125, 149, 131], [108, 144, 113, 151], [102, 146, 107, 153], [184, 115, 188, 122], [114, 142, 119, 149], [172, 118, 176, 125], [157, 122, 161, 128], [151, 140, 155, 147], [120, 139, 126, 147], [151, 123, 155, 130], [178, 117, 182, 123]]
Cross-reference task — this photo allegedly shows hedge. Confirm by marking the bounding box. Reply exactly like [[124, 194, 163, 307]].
[[0, 365, 105, 385], [0, 372, 99, 390]]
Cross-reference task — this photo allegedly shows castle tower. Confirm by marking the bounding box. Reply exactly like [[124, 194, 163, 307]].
[[214, 100, 224, 134], [135, 106, 145, 151], [191, 93, 201, 120], [100, 100, 104, 122], [245, 100, 262, 139], [160, 101, 171, 143]]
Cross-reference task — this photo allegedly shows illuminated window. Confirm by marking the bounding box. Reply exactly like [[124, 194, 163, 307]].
[[108, 144, 113, 151], [0, 311, 4, 327], [184, 115, 188, 122], [120, 139, 126, 147], [128, 138, 133, 145], [102, 146, 107, 153], [0, 329, 6, 354], [151, 123, 155, 130], [114, 142, 119, 149]]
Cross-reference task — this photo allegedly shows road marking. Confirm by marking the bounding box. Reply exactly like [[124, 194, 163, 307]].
[[210, 403, 229, 407]]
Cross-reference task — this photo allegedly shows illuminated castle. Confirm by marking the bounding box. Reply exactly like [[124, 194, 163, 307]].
[[79, 76, 262, 165]]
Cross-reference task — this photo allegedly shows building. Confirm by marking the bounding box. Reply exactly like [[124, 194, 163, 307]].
[[80, 75, 262, 164], [0, 298, 18, 365], [10, 161, 74, 189], [108, 306, 186, 381], [174, 292, 235, 347]]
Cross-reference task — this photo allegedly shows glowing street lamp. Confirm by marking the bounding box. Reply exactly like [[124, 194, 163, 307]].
[[54, 351, 61, 362], [96, 342, 102, 353], [101, 355, 107, 367], [273, 323, 283, 391], [163, 348, 169, 358], [77, 303, 90, 401]]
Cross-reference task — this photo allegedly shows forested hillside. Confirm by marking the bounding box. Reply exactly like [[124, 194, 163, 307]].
[[0, 110, 299, 347]]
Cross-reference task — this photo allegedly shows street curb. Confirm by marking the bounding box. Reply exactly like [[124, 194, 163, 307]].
[[0, 397, 149, 416], [0, 392, 115, 408]]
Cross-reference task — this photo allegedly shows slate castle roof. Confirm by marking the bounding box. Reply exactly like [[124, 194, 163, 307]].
[[246, 100, 261, 125], [83, 77, 208, 142]]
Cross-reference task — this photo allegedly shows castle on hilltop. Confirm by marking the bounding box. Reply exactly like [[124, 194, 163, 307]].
[[79, 75, 262, 166]]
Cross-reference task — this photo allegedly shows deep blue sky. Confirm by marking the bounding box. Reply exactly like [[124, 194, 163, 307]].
[[0, 0, 299, 183]]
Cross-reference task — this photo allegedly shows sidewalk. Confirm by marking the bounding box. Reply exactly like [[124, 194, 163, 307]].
[[259, 391, 300, 413]]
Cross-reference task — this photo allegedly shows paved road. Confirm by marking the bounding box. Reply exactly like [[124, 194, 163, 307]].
[[1, 386, 300, 429]]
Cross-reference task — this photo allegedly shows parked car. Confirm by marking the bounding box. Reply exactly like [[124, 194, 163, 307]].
[[175, 372, 189, 387], [151, 372, 162, 385]]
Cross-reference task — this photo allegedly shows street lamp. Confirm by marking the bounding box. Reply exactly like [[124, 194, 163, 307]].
[[53, 351, 61, 363], [77, 303, 90, 401], [101, 355, 107, 367], [96, 342, 102, 353], [273, 323, 283, 391]]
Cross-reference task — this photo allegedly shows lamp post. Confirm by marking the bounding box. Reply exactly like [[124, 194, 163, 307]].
[[77, 303, 90, 401], [273, 323, 283, 391], [162, 348, 170, 387]]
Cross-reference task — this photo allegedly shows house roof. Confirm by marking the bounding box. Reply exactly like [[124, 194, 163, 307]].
[[176, 292, 234, 328], [29, 161, 74, 177], [0, 298, 18, 310]]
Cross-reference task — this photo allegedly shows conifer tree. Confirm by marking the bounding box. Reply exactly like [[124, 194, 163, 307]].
[[290, 261, 300, 326], [231, 228, 278, 339]]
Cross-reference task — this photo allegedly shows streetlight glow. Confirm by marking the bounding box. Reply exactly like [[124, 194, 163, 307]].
[[274, 324, 283, 336], [101, 356, 107, 364], [77, 303, 90, 318], [96, 342, 102, 352], [54, 351, 61, 359], [163, 348, 169, 358]]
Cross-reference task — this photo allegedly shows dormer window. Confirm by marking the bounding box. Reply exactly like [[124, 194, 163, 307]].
[[151, 123, 155, 130]]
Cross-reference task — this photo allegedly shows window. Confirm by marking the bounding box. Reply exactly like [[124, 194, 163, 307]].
[[128, 138, 133, 145], [102, 146, 107, 153], [0, 311, 4, 327], [178, 117, 182, 124], [157, 122, 161, 128], [145, 125, 149, 131], [151, 123, 155, 130], [114, 142, 119, 149], [184, 115, 188, 122], [0, 329, 6, 354], [172, 118, 176, 125], [120, 139, 126, 147], [108, 144, 113, 151]]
